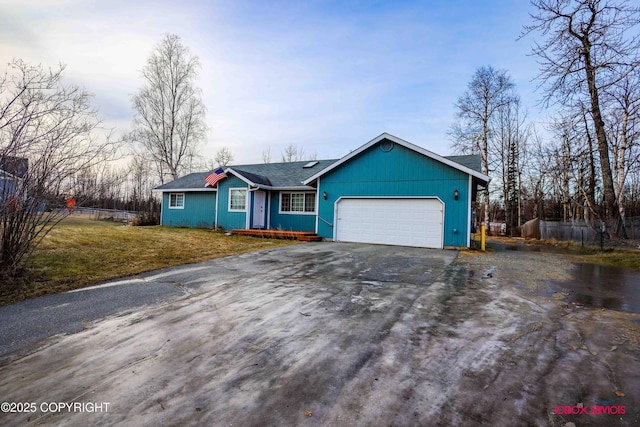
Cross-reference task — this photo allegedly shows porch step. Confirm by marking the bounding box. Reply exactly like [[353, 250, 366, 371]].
[[231, 229, 322, 242], [298, 235, 323, 242]]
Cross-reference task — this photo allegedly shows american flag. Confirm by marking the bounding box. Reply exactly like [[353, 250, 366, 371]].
[[204, 168, 227, 187]]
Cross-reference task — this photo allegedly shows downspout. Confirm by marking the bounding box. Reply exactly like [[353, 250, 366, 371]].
[[245, 189, 251, 229], [315, 177, 321, 234], [467, 175, 472, 248], [160, 192, 165, 226], [266, 190, 271, 230], [214, 187, 219, 229]]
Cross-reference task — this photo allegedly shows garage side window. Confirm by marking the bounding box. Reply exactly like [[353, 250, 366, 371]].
[[280, 192, 315, 214], [169, 193, 184, 209], [229, 188, 247, 211]]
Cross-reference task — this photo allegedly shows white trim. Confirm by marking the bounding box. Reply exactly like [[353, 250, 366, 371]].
[[252, 190, 267, 228], [245, 188, 251, 230], [278, 191, 317, 215], [224, 168, 256, 187], [153, 188, 217, 193], [266, 190, 272, 230], [152, 181, 312, 194], [228, 187, 247, 212], [303, 133, 490, 185], [467, 175, 472, 248], [333, 196, 445, 248], [225, 168, 317, 191], [215, 186, 219, 229], [314, 177, 321, 233], [168, 193, 185, 209], [160, 198, 165, 225], [0, 169, 22, 180]]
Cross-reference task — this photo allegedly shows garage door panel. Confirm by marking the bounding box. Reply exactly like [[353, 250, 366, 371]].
[[336, 198, 443, 248]]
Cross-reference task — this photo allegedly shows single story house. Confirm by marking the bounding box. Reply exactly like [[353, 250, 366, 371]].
[[153, 133, 489, 248]]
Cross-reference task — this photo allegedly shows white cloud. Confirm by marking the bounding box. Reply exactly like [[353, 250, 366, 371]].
[[1, 0, 547, 166]]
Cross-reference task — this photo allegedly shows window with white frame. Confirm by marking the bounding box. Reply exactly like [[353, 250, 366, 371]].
[[229, 188, 247, 211], [280, 192, 315, 214], [169, 193, 184, 209]]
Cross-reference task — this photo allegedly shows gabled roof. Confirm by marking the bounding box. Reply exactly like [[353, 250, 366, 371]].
[[303, 133, 490, 185], [153, 159, 338, 192], [226, 159, 337, 188], [153, 172, 216, 192], [154, 134, 489, 193]]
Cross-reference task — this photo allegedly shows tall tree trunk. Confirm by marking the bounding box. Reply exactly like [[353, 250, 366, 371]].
[[615, 107, 629, 232], [582, 111, 597, 222], [583, 43, 625, 237], [482, 119, 490, 233]]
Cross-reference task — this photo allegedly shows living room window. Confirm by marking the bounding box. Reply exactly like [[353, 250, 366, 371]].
[[229, 188, 247, 211], [280, 192, 315, 214]]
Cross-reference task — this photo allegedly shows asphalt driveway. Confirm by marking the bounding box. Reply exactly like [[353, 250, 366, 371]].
[[0, 242, 638, 426], [0, 243, 456, 426]]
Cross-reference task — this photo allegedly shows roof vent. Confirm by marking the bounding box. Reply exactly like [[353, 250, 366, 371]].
[[303, 161, 319, 168]]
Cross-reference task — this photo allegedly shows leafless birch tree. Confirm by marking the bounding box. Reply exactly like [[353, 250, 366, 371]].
[[524, 0, 640, 236], [450, 65, 518, 231], [130, 34, 206, 183], [214, 147, 234, 167]]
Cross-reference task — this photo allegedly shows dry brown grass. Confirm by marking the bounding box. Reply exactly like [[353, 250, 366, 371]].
[[482, 236, 640, 270], [0, 215, 298, 306]]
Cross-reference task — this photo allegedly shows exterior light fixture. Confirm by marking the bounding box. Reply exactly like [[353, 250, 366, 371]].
[[454, 189, 459, 200], [323, 191, 327, 200]]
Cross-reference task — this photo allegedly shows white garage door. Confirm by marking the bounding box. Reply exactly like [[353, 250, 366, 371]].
[[335, 198, 443, 248]]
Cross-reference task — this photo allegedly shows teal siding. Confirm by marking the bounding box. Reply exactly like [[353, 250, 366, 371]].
[[159, 139, 476, 247], [216, 175, 248, 230], [317, 142, 470, 247], [268, 192, 316, 231], [161, 191, 216, 228]]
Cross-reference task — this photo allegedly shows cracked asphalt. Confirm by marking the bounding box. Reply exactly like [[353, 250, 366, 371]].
[[0, 242, 638, 426]]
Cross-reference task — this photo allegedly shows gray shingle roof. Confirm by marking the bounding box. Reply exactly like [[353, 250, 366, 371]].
[[445, 155, 482, 173], [154, 159, 339, 191], [153, 154, 484, 192], [154, 172, 212, 191], [229, 160, 338, 187]]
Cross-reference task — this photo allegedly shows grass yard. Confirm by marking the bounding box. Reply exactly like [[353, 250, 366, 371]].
[[0, 215, 298, 306], [484, 236, 640, 270]]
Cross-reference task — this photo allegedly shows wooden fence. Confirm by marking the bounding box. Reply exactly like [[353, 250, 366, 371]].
[[536, 217, 640, 242], [71, 207, 140, 223]]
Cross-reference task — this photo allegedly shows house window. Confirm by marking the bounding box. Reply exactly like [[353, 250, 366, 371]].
[[280, 192, 315, 214], [229, 188, 247, 211], [169, 193, 184, 209]]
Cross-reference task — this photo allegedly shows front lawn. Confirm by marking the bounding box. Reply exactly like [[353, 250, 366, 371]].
[[0, 216, 298, 306]]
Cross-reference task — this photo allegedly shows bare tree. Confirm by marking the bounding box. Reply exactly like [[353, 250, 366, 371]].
[[450, 65, 517, 230], [130, 34, 206, 183], [0, 59, 115, 276], [262, 146, 272, 164], [128, 156, 154, 210], [524, 0, 640, 236], [605, 70, 640, 224], [280, 144, 316, 162], [493, 97, 529, 234], [522, 126, 554, 220], [281, 144, 302, 162], [214, 146, 234, 167]]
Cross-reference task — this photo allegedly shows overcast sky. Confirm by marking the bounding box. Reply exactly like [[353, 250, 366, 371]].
[[1, 0, 547, 165]]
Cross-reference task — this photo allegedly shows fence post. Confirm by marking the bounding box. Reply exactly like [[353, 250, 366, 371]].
[[480, 224, 486, 251]]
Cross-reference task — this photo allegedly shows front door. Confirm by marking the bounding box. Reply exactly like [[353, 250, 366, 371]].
[[252, 191, 266, 228]]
